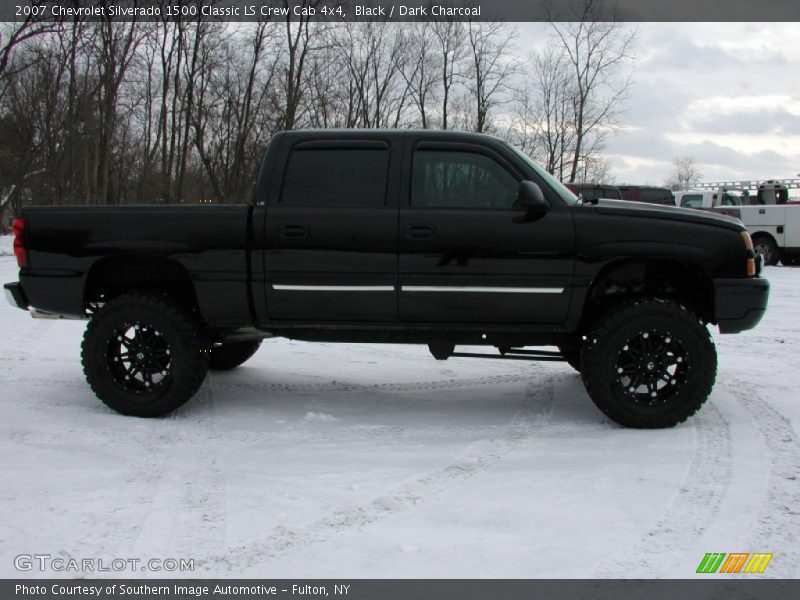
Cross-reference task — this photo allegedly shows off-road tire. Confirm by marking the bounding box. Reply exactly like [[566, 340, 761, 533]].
[[558, 335, 583, 373], [81, 292, 208, 417], [208, 340, 262, 371], [581, 298, 716, 428]]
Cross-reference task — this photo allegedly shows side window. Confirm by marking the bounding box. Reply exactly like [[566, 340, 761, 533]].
[[721, 193, 741, 206], [618, 187, 635, 201], [681, 194, 703, 208], [411, 150, 519, 209], [603, 187, 622, 199], [281, 147, 389, 207], [640, 188, 672, 204], [581, 186, 603, 201]]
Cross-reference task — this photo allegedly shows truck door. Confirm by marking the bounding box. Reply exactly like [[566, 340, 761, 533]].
[[398, 139, 575, 324], [264, 137, 399, 322]]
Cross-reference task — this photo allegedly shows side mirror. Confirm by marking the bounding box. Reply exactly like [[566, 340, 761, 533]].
[[513, 181, 549, 222]]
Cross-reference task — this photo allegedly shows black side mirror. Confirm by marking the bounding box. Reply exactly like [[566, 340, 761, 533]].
[[513, 181, 549, 222]]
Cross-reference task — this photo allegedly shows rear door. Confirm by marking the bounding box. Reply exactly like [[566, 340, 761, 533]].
[[398, 139, 575, 324], [264, 136, 400, 322]]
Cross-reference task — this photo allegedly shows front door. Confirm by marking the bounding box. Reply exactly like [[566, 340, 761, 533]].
[[398, 140, 575, 324]]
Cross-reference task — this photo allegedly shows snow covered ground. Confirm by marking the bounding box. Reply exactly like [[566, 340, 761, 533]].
[[0, 245, 797, 579]]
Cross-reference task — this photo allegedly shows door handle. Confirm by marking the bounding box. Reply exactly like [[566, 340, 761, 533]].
[[404, 225, 435, 240], [280, 224, 309, 239]]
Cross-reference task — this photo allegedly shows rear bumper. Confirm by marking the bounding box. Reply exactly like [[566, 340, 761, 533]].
[[4, 282, 29, 310], [714, 277, 769, 334]]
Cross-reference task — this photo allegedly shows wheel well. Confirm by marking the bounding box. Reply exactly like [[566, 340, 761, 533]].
[[581, 259, 714, 328], [84, 256, 199, 315], [751, 231, 777, 244]]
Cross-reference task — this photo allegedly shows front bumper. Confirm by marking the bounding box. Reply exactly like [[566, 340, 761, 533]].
[[4, 282, 29, 310], [714, 277, 770, 334]]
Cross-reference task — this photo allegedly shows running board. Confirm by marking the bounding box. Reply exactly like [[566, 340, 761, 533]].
[[451, 348, 565, 362]]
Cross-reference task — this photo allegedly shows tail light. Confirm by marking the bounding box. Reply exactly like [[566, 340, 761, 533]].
[[741, 231, 755, 277], [13, 218, 27, 268]]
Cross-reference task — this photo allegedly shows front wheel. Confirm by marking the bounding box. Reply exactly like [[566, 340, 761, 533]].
[[581, 298, 716, 428], [81, 292, 208, 417]]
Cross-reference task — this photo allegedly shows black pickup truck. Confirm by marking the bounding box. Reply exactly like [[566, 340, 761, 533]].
[[4, 130, 769, 428]]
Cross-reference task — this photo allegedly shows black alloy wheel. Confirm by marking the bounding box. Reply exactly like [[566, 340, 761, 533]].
[[106, 322, 173, 393], [614, 329, 689, 405]]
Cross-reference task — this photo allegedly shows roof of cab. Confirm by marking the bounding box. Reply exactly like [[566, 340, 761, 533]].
[[277, 129, 506, 144]]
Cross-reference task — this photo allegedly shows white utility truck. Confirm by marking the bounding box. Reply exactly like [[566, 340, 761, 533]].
[[676, 181, 799, 265]]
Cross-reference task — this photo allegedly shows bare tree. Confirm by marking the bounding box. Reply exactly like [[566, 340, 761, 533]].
[[549, 0, 636, 182], [401, 23, 439, 128], [276, 0, 327, 131], [666, 156, 702, 191], [0, 17, 640, 211], [193, 23, 280, 202], [578, 154, 613, 183], [465, 22, 518, 133], [431, 19, 466, 130], [93, 19, 145, 204], [338, 22, 412, 128], [0, 3, 59, 80], [521, 45, 579, 179]]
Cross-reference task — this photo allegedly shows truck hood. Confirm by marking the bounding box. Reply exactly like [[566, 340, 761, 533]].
[[587, 199, 744, 231]]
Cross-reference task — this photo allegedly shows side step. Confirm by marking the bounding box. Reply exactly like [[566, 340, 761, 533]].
[[429, 342, 565, 362]]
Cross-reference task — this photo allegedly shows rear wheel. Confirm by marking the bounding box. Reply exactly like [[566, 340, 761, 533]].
[[753, 235, 779, 266], [208, 340, 262, 371], [581, 298, 716, 428], [82, 293, 208, 417]]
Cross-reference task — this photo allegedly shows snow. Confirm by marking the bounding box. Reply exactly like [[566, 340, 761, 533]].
[[0, 242, 797, 579]]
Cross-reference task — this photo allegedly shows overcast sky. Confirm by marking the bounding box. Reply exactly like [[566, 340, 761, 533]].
[[519, 22, 800, 186]]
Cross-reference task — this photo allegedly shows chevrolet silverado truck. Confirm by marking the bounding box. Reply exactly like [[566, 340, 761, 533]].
[[4, 130, 770, 428]]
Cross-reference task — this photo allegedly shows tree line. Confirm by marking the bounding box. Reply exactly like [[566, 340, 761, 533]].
[[0, 1, 635, 228]]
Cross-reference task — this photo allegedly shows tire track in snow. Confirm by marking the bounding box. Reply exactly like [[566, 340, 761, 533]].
[[199, 372, 561, 575], [724, 379, 800, 578], [593, 402, 733, 577], [3, 373, 533, 410], [27, 383, 221, 565], [155, 380, 229, 561], [55, 418, 176, 563]]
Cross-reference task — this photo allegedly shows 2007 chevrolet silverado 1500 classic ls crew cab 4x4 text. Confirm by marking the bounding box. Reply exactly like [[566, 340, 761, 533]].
[[4, 131, 770, 428]]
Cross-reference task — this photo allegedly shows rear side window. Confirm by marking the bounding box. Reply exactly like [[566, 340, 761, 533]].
[[603, 187, 622, 199], [580, 186, 603, 201], [639, 188, 673, 204], [681, 194, 703, 208], [281, 148, 389, 207], [618, 187, 635, 200], [721, 193, 742, 206], [411, 150, 519, 209]]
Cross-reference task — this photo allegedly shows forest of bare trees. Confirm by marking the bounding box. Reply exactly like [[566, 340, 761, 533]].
[[0, 3, 636, 228]]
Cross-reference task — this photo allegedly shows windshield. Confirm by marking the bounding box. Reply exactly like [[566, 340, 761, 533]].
[[504, 143, 580, 205]]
